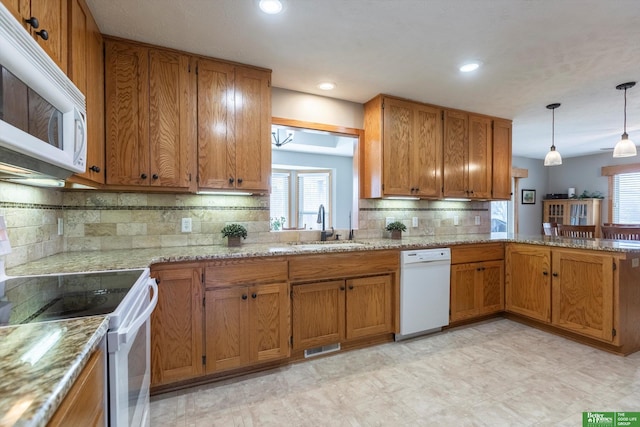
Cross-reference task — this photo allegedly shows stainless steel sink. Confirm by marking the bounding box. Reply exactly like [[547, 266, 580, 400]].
[[288, 241, 367, 250]]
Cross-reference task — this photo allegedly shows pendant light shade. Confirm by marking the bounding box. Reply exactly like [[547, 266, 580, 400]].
[[544, 103, 562, 166], [613, 82, 637, 158]]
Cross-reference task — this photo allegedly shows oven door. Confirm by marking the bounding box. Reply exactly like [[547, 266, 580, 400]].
[[107, 278, 158, 427]]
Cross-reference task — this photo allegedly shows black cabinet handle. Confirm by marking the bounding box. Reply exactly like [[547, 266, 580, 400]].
[[251, 293, 257, 299], [242, 294, 248, 300], [552, 272, 558, 277], [152, 174, 159, 180], [237, 178, 243, 184], [35, 29, 49, 40], [542, 271, 548, 276], [229, 177, 234, 184], [348, 285, 354, 290], [477, 267, 482, 271], [25, 17, 39, 28], [340, 286, 345, 291], [141, 173, 147, 179], [89, 165, 101, 173]]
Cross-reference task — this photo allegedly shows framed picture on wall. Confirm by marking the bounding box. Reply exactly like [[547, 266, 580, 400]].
[[522, 189, 536, 204]]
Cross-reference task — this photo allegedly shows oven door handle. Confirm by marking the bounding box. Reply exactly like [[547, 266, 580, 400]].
[[119, 278, 158, 345]]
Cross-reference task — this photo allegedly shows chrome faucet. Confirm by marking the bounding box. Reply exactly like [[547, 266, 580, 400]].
[[317, 204, 334, 241]]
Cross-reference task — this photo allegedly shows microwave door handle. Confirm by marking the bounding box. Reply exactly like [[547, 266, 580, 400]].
[[119, 278, 158, 345], [48, 110, 62, 147], [73, 107, 87, 164]]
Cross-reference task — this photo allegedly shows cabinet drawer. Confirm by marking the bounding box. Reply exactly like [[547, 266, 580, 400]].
[[205, 257, 288, 287], [289, 250, 399, 282], [451, 243, 504, 264]]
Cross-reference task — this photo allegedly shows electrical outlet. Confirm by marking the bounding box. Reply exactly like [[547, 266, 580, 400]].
[[475, 215, 481, 225], [385, 217, 395, 227], [453, 215, 459, 226], [412, 217, 419, 227], [57, 218, 63, 235], [181, 217, 192, 233]]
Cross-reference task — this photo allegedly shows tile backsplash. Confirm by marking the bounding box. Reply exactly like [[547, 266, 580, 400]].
[[0, 182, 490, 268]]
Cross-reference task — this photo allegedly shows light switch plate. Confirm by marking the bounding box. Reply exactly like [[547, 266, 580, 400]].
[[453, 215, 459, 226], [57, 218, 64, 235], [181, 218, 192, 233], [412, 217, 419, 227], [475, 216, 481, 225]]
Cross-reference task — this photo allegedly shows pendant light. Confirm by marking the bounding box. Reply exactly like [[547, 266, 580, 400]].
[[544, 103, 562, 166], [613, 82, 637, 158]]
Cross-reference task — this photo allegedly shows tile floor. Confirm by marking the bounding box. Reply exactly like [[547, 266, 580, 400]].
[[150, 319, 640, 426]]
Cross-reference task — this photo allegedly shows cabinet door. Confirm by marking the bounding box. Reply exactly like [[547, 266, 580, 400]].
[[467, 114, 492, 199], [196, 59, 236, 189], [505, 245, 551, 322], [151, 267, 203, 386], [450, 263, 479, 322], [69, 0, 104, 183], [148, 49, 195, 189], [551, 250, 614, 342], [382, 97, 413, 195], [413, 104, 443, 198], [543, 201, 566, 225], [30, 0, 67, 73], [492, 119, 512, 200], [292, 280, 345, 350], [345, 275, 392, 339], [478, 260, 504, 316], [105, 41, 150, 185], [0, 0, 26, 23], [249, 282, 290, 363], [443, 110, 468, 198], [234, 66, 271, 192], [205, 286, 250, 373]]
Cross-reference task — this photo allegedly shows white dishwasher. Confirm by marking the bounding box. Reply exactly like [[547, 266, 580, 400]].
[[396, 248, 451, 341]]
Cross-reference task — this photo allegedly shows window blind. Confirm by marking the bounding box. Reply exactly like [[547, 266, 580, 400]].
[[613, 172, 640, 223], [270, 172, 290, 228]]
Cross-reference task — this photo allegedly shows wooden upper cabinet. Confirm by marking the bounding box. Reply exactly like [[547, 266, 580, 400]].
[[363, 96, 443, 198], [196, 59, 235, 190], [105, 39, 195, 190], [68, 0, 104, 184], [467, 114, 492, 199], [444, 111, 493, 199], [1, 0, 69, 73], [492, 119, 512, 200], [197, 61, 271, 192], [105, 41, 149, 185], [443, 110, 468, 198]]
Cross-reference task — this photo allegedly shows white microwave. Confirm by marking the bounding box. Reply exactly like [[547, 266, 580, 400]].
[[0, 3, 87, 181]]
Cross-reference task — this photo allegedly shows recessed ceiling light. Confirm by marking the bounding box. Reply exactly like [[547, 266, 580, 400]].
[[317, 82, 336, 90], [459, 62, 481, 73], [259, 0, 283, 14]]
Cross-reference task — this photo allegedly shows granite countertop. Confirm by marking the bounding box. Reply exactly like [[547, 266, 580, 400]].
[[0, 316, 108, 427], [6, 233, 640, 277]]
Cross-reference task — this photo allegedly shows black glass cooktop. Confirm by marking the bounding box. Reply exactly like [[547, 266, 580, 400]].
[[0, 269, 145, 326]]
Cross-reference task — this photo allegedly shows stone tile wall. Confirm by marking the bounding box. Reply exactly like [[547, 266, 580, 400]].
[[0, 182, 490, 268]]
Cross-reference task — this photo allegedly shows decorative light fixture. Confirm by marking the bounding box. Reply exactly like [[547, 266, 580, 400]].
[[271, 129, 294, 147], [258, 0, 283, 14], [544, 103, 562, 166], [613, 82, 637, 158]]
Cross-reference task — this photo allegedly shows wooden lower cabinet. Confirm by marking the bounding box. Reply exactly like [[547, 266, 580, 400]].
[[450, 260, 504, 322], [292, 274, 393, 351], [505, 244, 551, 323], [205, 282, 289, 373], [506, 244, 616, 343], [150, 265, 203, 386], [551, 249, 614, 342], [48, 348, 105, 427]]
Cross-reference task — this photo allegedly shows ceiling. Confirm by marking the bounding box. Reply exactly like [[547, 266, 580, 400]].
[[86, 0, 640, 160]]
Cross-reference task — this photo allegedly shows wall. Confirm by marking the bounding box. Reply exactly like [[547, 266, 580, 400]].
[[512, 156, 547, 235]]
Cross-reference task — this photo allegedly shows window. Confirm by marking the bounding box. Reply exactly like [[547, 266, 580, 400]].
[[602, 163, 640, 224], [269, 169, 332, 230], [612, 172, 640, 223]]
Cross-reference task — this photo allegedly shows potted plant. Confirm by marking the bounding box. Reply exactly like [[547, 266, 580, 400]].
[[385, 221, 407, 240], [221, 223, 247, 247]]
